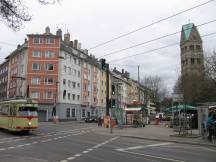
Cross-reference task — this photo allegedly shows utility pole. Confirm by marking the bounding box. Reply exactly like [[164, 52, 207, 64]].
[[106, 63, 110, 116]]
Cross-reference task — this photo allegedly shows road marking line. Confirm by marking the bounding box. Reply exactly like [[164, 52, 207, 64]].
[[67, 157, 75, 160], [74, 154, 82, 157], [122, 150, 186, 162], [0, 148, 6, 151], [61, 136, 120, 161], [8, 146, 15, 149], [116, 142, 173, 151]]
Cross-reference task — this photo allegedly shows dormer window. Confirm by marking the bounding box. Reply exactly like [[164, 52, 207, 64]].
[[33, 37, 43, 44]]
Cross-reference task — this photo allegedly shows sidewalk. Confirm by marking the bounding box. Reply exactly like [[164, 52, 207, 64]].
[[93, 124, 216, 147]]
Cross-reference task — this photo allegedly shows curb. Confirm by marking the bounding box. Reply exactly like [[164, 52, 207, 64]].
[[120, 135, 216, 148], [93, 130, 216, 148]]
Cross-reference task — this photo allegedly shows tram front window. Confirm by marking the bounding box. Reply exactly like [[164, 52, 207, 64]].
[[19, 107, 38, 116]]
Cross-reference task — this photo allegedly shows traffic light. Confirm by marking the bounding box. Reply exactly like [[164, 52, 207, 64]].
[[101, 58, 106, 70], [112, 99, 116, 108], [112, 85, 115, 95]]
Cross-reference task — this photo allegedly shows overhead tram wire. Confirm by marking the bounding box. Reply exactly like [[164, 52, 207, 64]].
[[107, 32, 216, 63], [100, 19, 216, 58], [88, 0, 215, 50]]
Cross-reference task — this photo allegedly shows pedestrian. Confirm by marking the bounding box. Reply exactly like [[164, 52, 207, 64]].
[[98, 117, 102, 126], [207, 113, 213, 142]]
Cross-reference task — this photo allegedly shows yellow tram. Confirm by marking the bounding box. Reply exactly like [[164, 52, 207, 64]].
[[0, 98, 39, 132]]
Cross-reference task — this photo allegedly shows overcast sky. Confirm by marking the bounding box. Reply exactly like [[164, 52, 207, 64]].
[[0, 0, 216, 93]]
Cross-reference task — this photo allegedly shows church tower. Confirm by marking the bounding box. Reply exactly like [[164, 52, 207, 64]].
[[180, 23, 204, 104]]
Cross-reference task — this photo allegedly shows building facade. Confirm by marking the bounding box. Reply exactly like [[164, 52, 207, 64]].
[[0, 26, 154, 121], [0, 60, 9, 101]]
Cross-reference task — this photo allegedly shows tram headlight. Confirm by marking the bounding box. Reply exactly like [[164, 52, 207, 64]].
[[28, 122, 32, 126]]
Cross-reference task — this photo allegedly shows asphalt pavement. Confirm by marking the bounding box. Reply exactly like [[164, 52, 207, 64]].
[[0, 122, 215, 162]]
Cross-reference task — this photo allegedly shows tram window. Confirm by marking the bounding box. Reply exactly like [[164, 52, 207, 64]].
[[19, 107, 38, 116]]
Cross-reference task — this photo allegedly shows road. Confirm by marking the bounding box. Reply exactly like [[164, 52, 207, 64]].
[[0, 122, 216, 162]]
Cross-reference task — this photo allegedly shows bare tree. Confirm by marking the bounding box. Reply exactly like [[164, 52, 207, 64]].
[[0, 0, 60, 31], [205, 50, 216, 84], [141, 75, 168, 102]]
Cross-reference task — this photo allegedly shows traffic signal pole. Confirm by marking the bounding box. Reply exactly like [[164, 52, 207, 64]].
[[106, 63, 110, 116]]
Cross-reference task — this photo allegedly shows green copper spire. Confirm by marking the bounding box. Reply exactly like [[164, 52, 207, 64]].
[[182, 23, 194, 41]]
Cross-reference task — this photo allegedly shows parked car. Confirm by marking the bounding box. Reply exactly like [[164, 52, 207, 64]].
[[85, 116, 98, 123]]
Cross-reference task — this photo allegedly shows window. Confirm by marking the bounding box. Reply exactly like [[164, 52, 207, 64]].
[[45, 51, 55, 58], [45, 91, 53, 99], [33, 37, 43, 44], [74, 69, 77, 76], [31, 77, 40, 85], [31, 91, 40, 99], [189, 45, 194, 50], [66, 108, 70, 118], [77, 83, 80, 88], [82, 109, 85, 118], [45, 78, 54, 85], [197, 58, 201, 64], [46, 37, 54, 44], [78, 60, 81, 66], [78, 71, 80, 77], [63, 79, 66, 85], [46, 64, 54, 71], [72, 94, 75, 100], [32, 63, 40, 70], [74, 58, 77, 64], [196, 45, 201, 50], [32, 51, 42, 57], [68, 93, 71, 100], [84, 74, 87, 79], [91, 109, 94, 115], [77, 95, 80, 101], [64, 65, 67, 73], [63, 90, 66, 99], [191, 58, 195, 64], [71, 108, 76, 117], [72, 82, 76, 88], [20, 64, 24, 73]]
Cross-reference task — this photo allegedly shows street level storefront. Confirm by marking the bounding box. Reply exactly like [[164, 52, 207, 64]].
[[125, 102, 147, 126], [164, 104, 198, 130]]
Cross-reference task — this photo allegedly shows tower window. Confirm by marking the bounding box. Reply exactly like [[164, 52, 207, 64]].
[[189, 45, 194, 51], [196, 45, 201, 51], [191, 58, 195, 64], [197, 58, 201, 64]]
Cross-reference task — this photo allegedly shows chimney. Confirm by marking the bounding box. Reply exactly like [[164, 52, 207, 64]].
[[78, 42, 82, 50], [45, 26, 50, 34], [24, 38, 27, 43], [69, 41, 73, 48], [56, 29, 62, 39], [74, 39, 78, 49], [122, 69, 124, 74], [64, 33, 70, 44]]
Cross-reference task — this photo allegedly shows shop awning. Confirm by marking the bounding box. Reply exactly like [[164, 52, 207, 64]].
[[125, 106, 147, 112]]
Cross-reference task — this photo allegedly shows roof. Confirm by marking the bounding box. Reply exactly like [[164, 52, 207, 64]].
[[182, 23, 194, 41]]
